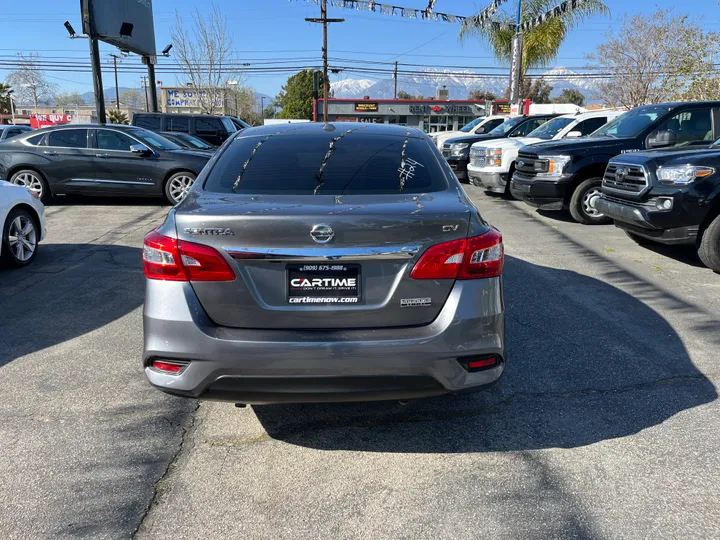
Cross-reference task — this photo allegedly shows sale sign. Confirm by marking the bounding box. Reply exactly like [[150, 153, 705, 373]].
[[30, 114, 73, 129]]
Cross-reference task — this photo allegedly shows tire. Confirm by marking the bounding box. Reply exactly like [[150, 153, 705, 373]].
[[1, 207, 39, 268], [569, 177, 611, 225], [625, 231, 654, 246], [698, 213, 720, 273], [9, 169, 51, 204], [164, 171, 197, 205]]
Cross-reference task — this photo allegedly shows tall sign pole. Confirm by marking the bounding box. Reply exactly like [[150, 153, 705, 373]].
[[83, 0, 106, 124], [109, 53, 121, 110], [508, 0, 523, 107], [144, 56, 159, 113], [306, 0, 343, 124]]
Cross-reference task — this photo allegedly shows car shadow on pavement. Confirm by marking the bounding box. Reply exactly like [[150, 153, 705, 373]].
[[0, 243, 144, 367], [48, 195, 169, 207], [253, 253, 718, 453]]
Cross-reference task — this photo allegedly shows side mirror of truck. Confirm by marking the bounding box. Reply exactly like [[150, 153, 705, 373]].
[[566, 130, 582, 139], [474, 127, 486, 134], [647, 129, 677, 148]]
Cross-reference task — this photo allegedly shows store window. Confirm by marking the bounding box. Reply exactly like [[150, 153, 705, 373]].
[[388, 115, 408, 126], [423, 115, 453, 133]]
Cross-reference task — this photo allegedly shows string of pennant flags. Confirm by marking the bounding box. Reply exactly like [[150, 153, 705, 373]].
[[294, 0, 589, 31]]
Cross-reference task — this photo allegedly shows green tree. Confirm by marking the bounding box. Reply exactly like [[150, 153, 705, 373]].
[[276, 70, 328, 120], [55, 91, 86, 107], [553, 88, 585, 106], [461, 1, 609, 75], [107, 109, 129, 124], [263, 105, 277, 119], [468, 90, 498, 101], [0, 83, 12, 114], [504, 78, 553, 103], [397, 90, 415, 100]]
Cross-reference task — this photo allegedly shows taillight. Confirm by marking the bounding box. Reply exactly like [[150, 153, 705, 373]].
[[143, 230, 235, 282], [410, 229, 503, 280]]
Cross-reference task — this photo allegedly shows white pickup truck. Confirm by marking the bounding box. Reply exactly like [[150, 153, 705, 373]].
[[467, 110, 624, 194], [432, 115, 508, 149]]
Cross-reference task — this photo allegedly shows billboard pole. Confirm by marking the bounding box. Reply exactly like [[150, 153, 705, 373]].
[[85, 0, 106, 124], [145, 57, 159, 113]]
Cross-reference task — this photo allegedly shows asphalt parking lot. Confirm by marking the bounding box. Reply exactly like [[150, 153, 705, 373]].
[[1, 189, 719, 539]]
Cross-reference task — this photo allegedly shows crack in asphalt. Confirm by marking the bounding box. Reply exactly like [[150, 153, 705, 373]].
[[131, 400, 201, 539], [206, 373, 720, 448]]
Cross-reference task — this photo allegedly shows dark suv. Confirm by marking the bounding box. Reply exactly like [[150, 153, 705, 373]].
[[0, 124, 211, 204], [596, 144, 720, 273], [132, 113, 249, 146], [442, 115, 558, 181], [510, 102, 720, 224]]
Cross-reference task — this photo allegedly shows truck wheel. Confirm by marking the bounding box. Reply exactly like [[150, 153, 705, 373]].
[[569, 178, 611, 225], [625, 231, 653, 246], [698, 213, 720, 273]]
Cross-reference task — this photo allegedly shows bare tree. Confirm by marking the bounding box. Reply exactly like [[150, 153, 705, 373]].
[[55, 91, 86, 107], [587, 10, 715, 108], [170, 3, 241, 114], [120, 88, 144, 109], [6, 53, 58, 109]]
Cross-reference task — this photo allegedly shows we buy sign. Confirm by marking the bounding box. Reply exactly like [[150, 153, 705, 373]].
[[30, 114, 73, 129]]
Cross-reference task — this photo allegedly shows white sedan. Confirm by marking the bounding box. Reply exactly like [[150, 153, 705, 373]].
[[0, 180, 46, 267]]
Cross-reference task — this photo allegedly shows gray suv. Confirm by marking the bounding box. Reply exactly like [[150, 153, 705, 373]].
[[143, 122, 505, 404]]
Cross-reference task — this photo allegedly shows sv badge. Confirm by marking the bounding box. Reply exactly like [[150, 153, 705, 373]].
[[442, 225, 460, 232]]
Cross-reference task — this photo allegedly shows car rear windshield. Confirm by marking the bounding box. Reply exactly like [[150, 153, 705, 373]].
[[204, 130, 448, 195]]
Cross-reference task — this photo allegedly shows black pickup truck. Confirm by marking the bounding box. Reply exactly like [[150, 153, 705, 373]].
[[443, 114, 557, 181], [595, 146, 720, 272], [510, 102, 720, 224]]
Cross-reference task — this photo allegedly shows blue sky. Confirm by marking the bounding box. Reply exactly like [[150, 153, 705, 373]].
[[1, 0, 715, 98]]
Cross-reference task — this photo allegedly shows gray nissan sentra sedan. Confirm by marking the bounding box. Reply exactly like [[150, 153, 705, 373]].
[[142, 122, 505, 404]]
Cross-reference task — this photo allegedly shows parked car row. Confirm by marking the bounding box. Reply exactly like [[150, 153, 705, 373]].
[[440, 101, 720, 273]]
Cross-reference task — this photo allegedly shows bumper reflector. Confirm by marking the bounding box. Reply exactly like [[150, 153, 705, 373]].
[[151, 360, 188, 374], [460, 355, 500, 372]]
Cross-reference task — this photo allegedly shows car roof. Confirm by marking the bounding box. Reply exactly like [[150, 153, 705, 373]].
[[557, 110, 624, 120], [234, 122, 428, 139], [135, 112, 229, 118], [637, 101, 720, 109]]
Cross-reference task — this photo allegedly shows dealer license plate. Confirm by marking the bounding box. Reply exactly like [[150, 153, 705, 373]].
[[287, 264, 361, 305]]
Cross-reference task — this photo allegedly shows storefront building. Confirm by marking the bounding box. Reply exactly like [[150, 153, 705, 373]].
[[315, 98, 511, 133], [160, 86, 237, 116]]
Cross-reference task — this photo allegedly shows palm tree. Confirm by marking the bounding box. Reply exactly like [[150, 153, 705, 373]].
[[107, 109, 129, 125], [460, 0, 609, 75]]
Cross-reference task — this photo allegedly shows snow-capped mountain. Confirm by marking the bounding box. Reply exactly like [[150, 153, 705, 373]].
[[332, 79, 375, 98], [331, 67, 598, 101]]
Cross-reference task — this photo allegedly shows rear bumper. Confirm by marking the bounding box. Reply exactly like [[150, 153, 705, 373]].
[[595, 197, 699, 245], [143, 279, 505, 404]]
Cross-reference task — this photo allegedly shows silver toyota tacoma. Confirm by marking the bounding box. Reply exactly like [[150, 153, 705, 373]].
[[142, 122, 505, 404]]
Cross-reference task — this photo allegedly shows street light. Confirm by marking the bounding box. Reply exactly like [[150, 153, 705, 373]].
[[64, 21, 76, 37], [162, 44, 173, 57]]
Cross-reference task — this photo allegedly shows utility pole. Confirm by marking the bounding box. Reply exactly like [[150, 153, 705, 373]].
[[141, 76, 149, 112], [394, 61, 398, 99], [84, 0, 106, 124], [109, 53, 121, 110], [306, 0, 344, 124], [261, 96, 266, 122]]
